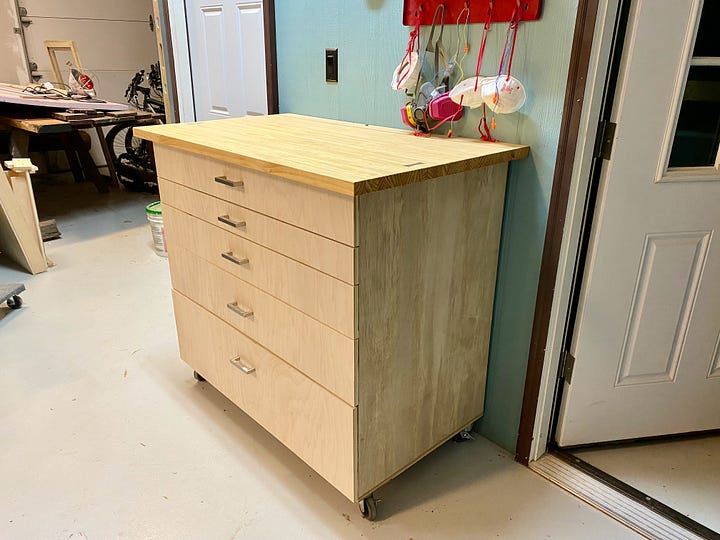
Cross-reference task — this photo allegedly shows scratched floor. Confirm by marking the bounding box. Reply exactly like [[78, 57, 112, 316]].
[[0, 176, 638, 540]]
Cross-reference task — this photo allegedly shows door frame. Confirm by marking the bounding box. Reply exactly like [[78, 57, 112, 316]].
[[165, 0, 278, 122], [515, 0, 629, 464]]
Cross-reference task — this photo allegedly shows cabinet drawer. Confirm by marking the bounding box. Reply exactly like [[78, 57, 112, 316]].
[[164, 206, 355, 338], [159, 178, 355, 284], [172, 291, 355, 500], [154, 145, 355, 246], [169, 245, 356, 405]]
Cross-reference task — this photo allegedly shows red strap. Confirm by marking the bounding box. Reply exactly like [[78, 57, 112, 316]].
[[473, 0, 494, 92]]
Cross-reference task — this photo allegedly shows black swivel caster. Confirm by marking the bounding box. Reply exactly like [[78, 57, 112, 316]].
[[193, 371, 206, 382], [6, 295, 22, 309], [359, 493, 377, 521]]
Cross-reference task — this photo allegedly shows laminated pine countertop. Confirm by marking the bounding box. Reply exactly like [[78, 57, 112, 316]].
[[134, 113, 530, 196]]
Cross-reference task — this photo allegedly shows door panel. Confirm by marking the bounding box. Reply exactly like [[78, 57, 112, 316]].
[[556, 0, 720, 446], [200, 5, 231, 116], [186, 0, 268, 120], [616, 231, 711, 386], [236, 3, 267, 116]]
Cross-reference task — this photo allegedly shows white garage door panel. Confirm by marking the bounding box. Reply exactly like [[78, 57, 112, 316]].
[[24, 19, 157, 72], [19, 0, 152, 21], [237, 3, 267, 115]]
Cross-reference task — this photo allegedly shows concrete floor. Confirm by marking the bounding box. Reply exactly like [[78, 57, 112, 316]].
[[575, 437, 720, 533], [0, 177, 639, 539]]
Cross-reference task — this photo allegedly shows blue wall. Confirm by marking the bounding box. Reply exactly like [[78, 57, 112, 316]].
[[275, 0, 577, 452]]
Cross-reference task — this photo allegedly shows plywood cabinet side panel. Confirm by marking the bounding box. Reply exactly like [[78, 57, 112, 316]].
[[356, 165, 508, 497]]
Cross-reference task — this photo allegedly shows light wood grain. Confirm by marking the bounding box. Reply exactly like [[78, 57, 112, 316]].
[[154, 145, 355, 246], [0, 114, 70, 134], [163, 205, 356, 338], [7, 170, 46, 265], [0, 169, 47, 274], [159, 178, 355, 283], [169, 246, 356, 405], [136, 114, 529, 196], [355, 165, 508, 498], [172, 291, 356, 500]]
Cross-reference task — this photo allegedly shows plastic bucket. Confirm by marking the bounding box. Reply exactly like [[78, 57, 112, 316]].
[[146, 201, 167, 257]]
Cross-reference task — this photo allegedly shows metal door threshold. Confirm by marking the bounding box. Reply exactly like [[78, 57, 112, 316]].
[[530, 453, 716, 540]]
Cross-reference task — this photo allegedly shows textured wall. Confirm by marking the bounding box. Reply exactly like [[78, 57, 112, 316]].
[[275, 0, 577, 452]]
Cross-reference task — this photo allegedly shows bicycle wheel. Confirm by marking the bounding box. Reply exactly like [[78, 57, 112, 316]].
[[105, 123, 158, 192]]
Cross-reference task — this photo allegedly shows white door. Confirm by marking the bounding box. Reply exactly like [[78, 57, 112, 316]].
[[556, 0, 720, 446], [185, 0, 268, 120]]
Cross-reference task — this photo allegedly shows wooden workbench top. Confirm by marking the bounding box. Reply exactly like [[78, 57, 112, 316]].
[[135, 114, 529, 196]]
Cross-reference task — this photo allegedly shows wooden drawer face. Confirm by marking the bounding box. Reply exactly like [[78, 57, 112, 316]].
[[164, 206, 356, 338], [169, 245, 356, 405], [154, 145, 355, 246], [172, 291, 356, 500], [159, 179, 355, 284]]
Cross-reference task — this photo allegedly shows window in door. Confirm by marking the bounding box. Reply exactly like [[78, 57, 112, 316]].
[[666, 1, 720, 175]]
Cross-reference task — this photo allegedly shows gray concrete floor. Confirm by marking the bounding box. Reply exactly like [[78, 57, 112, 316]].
[[0, 176, 638, 539]]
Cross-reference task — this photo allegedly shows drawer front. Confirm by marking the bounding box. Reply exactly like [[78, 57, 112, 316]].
[[154, 145, 355, 246], [170, 245, 356, 405], [164, 206, 356, 338], [159, 178, 355, 284], [172, 291, 356, 500]]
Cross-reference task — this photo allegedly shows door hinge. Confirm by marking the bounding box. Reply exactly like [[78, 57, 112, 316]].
[[560, 351, 576, 384], [594, 120, 616, 160]]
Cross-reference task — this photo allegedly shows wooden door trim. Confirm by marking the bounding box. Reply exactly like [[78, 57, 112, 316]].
[[263, 0, 279, 114], [514, 0, 602, 465], [160, 0, 181, 122]]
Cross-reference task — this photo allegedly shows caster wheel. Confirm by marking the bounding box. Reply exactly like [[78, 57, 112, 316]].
[[193, 371, 206, 382], [6, 295, 22, 309], [359, 494, 377, 521]]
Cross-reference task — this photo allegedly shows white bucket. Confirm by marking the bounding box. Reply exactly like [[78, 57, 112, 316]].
[[146, 201, 167, 257]]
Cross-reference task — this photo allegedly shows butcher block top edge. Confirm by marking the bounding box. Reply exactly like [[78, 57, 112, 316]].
[[135, 114, 529, 196]]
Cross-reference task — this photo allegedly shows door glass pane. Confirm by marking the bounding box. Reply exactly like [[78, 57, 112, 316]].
[[693, 1, 720, 57], [668, 66, 720, 168]]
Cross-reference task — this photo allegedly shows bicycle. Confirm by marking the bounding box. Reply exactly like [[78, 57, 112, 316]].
[[105, 62, 165, 191]]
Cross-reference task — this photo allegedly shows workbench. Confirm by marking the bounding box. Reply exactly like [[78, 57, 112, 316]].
[[0, 107, 161, 193], [135, 114, 529, 517]]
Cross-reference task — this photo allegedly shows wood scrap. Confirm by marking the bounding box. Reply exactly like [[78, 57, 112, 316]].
[[40, 219, 61, 241], [0, 164, 47, 274]]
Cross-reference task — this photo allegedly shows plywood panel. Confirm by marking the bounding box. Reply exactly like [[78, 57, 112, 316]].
[[0, 169, 47, 274], [356, 165, 507, 497], [172, 291, 356, 500], [153, 145, 356, 246], [163, 205, 356, 338], [159, 178, 355, 283], [169, 245, 356, 405]]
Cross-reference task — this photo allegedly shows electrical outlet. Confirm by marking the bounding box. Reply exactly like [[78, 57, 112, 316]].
[[325, 48, 338, 83]]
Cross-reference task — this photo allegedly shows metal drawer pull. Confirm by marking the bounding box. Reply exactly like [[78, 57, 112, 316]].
[[214, 175, 244, 188], [227, 302, 253, 318], [221, 251, 249, 266], [230, 356, 255, 374], [217, 215, 246, 228]]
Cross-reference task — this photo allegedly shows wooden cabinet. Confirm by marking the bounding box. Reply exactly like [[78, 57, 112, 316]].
[[135, 114, 529, 505]]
